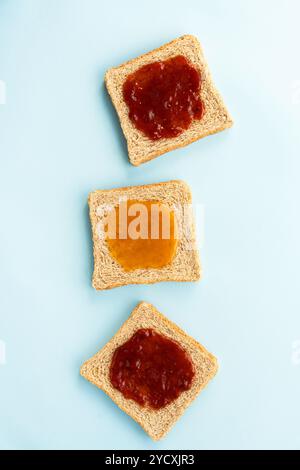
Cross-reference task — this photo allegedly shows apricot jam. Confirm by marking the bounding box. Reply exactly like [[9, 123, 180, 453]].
[[109, 328, 195, 409], [105, 200, 178, 271], [123, 55, 204, 140]]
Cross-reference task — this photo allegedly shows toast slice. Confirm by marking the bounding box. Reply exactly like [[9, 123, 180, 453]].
[[105, 34, 233, 166], [89, 180, 201, 290], [80, 302, 218, 441]]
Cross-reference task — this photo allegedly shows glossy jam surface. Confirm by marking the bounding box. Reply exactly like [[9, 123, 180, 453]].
[[105, 200, 178, 271], [123, 55, 204, 140], [109, 328, 195, 409]]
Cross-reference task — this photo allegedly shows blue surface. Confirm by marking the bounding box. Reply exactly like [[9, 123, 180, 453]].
[[1, 0, 300, 450]]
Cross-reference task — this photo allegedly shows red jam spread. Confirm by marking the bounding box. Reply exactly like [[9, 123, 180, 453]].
[[122, 55, 204, 140], [109, 328, 195, 410]]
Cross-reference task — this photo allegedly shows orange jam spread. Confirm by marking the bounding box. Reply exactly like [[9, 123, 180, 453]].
[[105, 200, 178, 271], [109, 328, 195, 410], [122, 55, 204, 140]]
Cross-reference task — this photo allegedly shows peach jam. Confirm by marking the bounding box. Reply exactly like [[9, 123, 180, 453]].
[[109, 328, 195, 409], [122, 55, 204, 140], [105, 200, 178, 271]]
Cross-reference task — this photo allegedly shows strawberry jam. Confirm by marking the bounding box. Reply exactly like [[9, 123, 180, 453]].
[[109, 328, 195, 410], [122, 55, 204, 140]]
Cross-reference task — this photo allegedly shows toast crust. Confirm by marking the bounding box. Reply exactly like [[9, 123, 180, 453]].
[[105, 35, 233, 165], [89, 180, 201, 290], [80, 302, 218, 440]]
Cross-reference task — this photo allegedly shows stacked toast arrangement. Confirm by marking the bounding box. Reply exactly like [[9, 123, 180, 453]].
[[80, 35, 233, 440]]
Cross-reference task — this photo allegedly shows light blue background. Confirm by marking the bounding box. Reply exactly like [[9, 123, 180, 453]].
[[1, 0, 300, 450]]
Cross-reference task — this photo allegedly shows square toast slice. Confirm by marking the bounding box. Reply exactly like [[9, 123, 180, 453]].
[[105, 34, 233, 165], [89, 180, 201, 290], [80, 302, 218, 440]]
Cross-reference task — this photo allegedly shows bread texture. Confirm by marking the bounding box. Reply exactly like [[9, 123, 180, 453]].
[[80, 302, 218, 441], [105, 34, 233, 166], [89, 180, 201, 290]]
